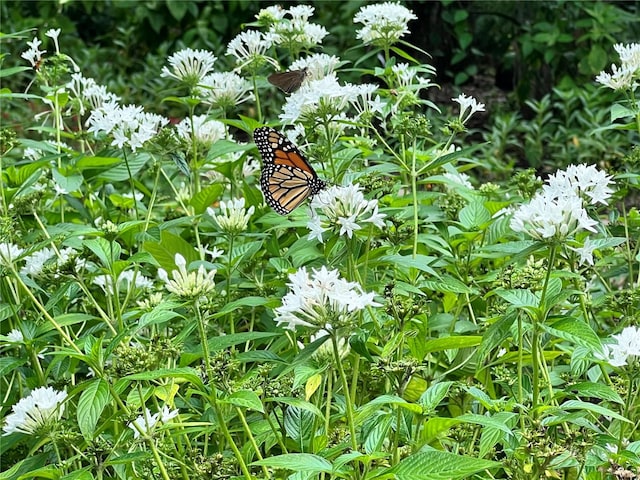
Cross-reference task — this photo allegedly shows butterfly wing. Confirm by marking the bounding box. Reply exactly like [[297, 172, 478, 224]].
[[267, 68, 308, 94], [254, 127, 326, 215]]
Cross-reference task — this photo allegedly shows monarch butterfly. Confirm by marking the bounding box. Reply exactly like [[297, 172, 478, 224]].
[[254, 127, 327, 215], [267, 68, 308, 94]]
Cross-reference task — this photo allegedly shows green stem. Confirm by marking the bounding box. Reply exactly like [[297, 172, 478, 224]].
[[235, 406, 270, 478], [122, 150, 139, 220], [332, 335, 359, 455]]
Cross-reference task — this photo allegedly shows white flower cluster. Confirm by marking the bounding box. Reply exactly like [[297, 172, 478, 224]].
[[128, 406, 179, 439], [307, 184, 386, 243], [207, 198, 255, 234], [265, 5, 328, 50], [280, 75, 381, 124], [161, 48, 217, 85], [511, 164, 614, 261], [87, 103, 169, 152], [274, 266, 380, 330], [67, 73, 120, 115], [20, 246, 79, 277], [199, 72, 253, 110], [452, 93, 486, 124], [226, 30, 279, 71], [3, 387, 67, 435], [158, 253, 217, 299], [353, 2, 417, 46], [21, 36, 46, 67], [596, 43, 640, 91], [289, 53, 341, 82], [93, 270, 154, 295], [0, 242, 25, 268], [175, 115, 227, 148], [602, 325, 640, 367]]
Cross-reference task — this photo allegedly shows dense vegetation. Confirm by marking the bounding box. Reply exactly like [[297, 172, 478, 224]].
[[1, 2, 639, 479]]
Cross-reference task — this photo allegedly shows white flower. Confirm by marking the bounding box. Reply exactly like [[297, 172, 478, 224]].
[[199, 72, 254, 110], [602, 326, 640, 367], [510, 164, 614, 242], [290, 53, 341, 81], [21, 37, 46, 67], [569, 237, 597, 266], [242, 157, 260, 178], [207, 198, 254, 234], [543, 163, 614, 206], [353, 2, 417, 46], [274, 266, 380, 330], [161, 48, 217, 86], [268, 5, 328, 50], [157, 253, 217, 299], [614, 42, 640, 72], [596, 43, 640, 91], [443, 171, 474, 190], [307, 184, 386, 243], [93, 270, 153, 295], [202, 245, 225, 261], [226, 30, 278, 71], [452, 93, 485, 124], [67, 73, 120, 115], [20, 247, 55, 277], [3, 387, 67, 435], [279, 74, 356, 124], [0, 242, 24, 267], [175, 115, 226, 147], [45, 28, 61, 54], [6, 329, 24, 343], [87, 103, 169, 152], [128, 406, 179, 439], [510, 191, 597, 241], [595, 64, 635, 91], [256, 5, 287, 23]]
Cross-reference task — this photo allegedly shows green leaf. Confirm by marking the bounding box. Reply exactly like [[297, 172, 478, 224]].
[[52, 168, 83, 193], [98, 153, 149, 182], [84, 238, 121, 268], [555, 400, 631, 423], [567, 382, 624, 404], [0, 66, 32, 78], [378, 254, 438, 276], [422, 276, 477, 294], [122, 368, 204, 389], [142, 230, 199, 271], [495, 288, 540, 309], [217, 296, 277, 315], [251, 453, 332, 473], [221, 390, 264, 412], [190, 183, 224, 215], [457, 413, 515, 436], [0, 357, 26, 377], [77, 379, 110, 439], [541, 317, 603, 355], [611, 103, 635, 121], [206, 139, 251, 161], [422, 336, 482, 354], [37, 313, 97, 335], [390, 449, 501, 479], [75, 156, 121, 170], [459, 201, 491, 230], [264, 397, 323, 418], [419, 382, 454, 412], [61, 469, 94, 480]]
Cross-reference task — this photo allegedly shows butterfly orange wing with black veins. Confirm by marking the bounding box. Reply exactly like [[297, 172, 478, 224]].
[[254, 127, 326, 215]]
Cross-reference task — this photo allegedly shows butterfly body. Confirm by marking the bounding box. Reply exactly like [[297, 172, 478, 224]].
[[254, 127, 326, 215], [267, 68, 308, 94]]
